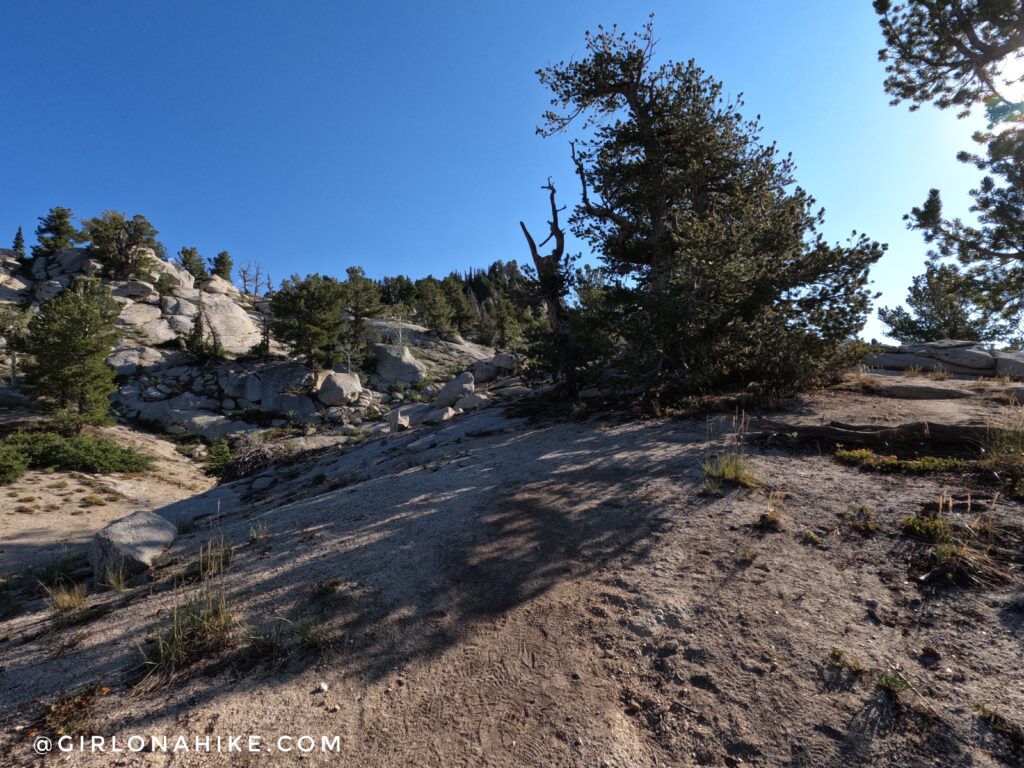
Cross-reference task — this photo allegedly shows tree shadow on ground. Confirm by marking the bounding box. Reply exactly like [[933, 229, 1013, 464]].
[[0, 419, 710, 735]]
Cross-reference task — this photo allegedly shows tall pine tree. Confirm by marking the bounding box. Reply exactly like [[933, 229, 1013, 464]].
[[32, 207, 81, 260], [22, 277, 120, 425], [11, 227, 26, 264]]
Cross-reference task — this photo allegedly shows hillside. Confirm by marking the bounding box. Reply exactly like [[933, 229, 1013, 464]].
[[0, 372, 1022, 767]]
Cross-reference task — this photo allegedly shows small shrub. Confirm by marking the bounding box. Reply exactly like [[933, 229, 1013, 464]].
[[79, 494, 106, 508], [849, 505, 878, 537], [835, 447, 965, 474], [139, 589, 238, 685], [0, 444, 28, 484], [154, 273, 177, 296], [205, 439, 233, 478], [0, 431, 153, 475], [875, 670, 911, 697]]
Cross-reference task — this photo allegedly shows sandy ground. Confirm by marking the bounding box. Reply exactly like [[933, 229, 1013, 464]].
[[0, 425, 214, 574], [0, 374, 1021, 767]]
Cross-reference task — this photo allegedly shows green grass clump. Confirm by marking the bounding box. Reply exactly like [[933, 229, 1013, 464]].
[[701, 453, 759, 488], [903, 511, 953, 543], [875, 671, 911, 697], [196, 535, 233, 579], [139, 589, 238, 684], [43, 581, 87, 614], [0, 431, 152, 483], [835, 447, 965, 474]]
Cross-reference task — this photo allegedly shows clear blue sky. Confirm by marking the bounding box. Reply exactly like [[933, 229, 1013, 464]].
[[0, 1, 987, 340]]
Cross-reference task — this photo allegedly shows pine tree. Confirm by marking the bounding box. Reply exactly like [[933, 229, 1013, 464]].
[[875, 1, 1024, 326], [413, 277, 454, 333], [0, 304, 30, 386], [32, 207, 81, 260], [11, 227, 26, 263], [270, 274, 347, 368], [177, 246, 208, 279], [879, 263, 1006, 343], [342, 266, 382, 352], [80, 211, 159, 279], [441, 274, 477, 336], [22, 277, 120, 425], [537, 20, 885, 396], [209, 251, 233, 281]]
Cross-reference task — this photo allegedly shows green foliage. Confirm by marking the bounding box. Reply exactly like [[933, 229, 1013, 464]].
[[835, 447, 966, 474], [343, 266, 382, 353], [12, 226, 26, 263], [22, 278, 120, 423], [874, 0, 1023, 116], [0, 444, 28, 484], [183, 304, 222, 360], [875, 1, 1024, 338], [413, 276, 454, 333], [537, 21, 885, 398], [32, 207, 82, 260], [177, 246, 208, 279], [701, 453, 759, 489], [80, 211, 159, 279], [879, 263, 1006, 342], [441, 274, 477, 336], [208, 250, 233, 280], [140, 589, 238, 684], [270, 273, 347, 368], [903, 510, 953, 543], [0, 430, 153, 476], [0, 303, 30, 386], [204, 438, 233, 477], [380, 274, 416, 306], [154, 273, 177, 296]]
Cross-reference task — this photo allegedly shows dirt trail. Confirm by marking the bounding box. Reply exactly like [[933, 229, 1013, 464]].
[[0, 378, 1022, 766]]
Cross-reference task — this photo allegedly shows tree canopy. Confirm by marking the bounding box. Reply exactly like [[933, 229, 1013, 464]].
[[81, 211, 160, 279], [270, 274, 347, 368], [22, 277, 120, 424], [536, 20, 885, 396], [32, 207, 81, 260]]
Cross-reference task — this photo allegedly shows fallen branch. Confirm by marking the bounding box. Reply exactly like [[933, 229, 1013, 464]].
[[745, 419, 992, 450]]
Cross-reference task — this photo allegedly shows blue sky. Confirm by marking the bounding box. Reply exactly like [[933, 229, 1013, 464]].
[[0, 1, 987, 340]]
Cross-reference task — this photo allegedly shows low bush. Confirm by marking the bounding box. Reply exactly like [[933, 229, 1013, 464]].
[[204, 439, 233, 478], [0, 431, 152, 483], [835, 447, 965, 474], [0, 444, 28, 484]]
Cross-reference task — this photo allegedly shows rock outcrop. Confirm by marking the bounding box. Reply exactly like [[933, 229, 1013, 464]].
[[864, 340, 1024, 378]]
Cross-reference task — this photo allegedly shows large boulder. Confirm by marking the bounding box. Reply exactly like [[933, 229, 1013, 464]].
[[374, 345, 427, 387], [149, 257, 195, 291], [257, 363, 317, 418], [995, 352, 1024, 380], [119, 302, 162, 326], [455, 392, 490, 410], [34, 279, 66, 303], [435, 372, 474, 408], [317, 371, 363, 406], [110, 280, 158, 302], [200, 293, 262, 354], [470, 360, 499, 384], [202, 274, 241, 296], [89, 511, 177, 577]]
